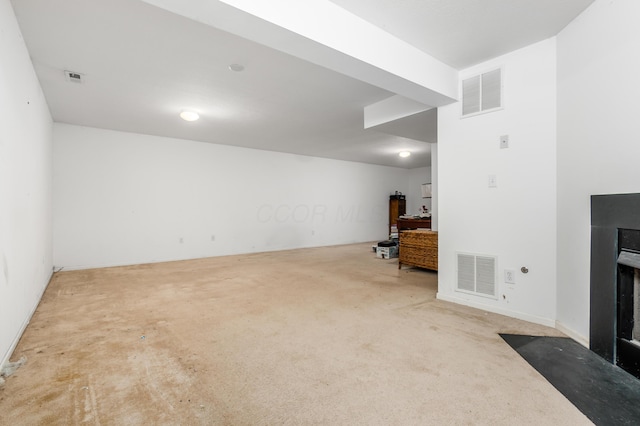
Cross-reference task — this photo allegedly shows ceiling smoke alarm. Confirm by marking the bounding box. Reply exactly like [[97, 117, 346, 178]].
[[228, 63, 245, 72], [64, 70, 84, 83]]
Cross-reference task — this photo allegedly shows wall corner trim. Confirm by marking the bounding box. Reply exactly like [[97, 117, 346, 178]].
[[555, 321, 589, 348], [1, 271, 54, 369], [436, 292, 556, 328]]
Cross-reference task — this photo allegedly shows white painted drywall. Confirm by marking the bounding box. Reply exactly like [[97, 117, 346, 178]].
[[437, 39, 558, 326], [140, 0, 458, 107], [430, 143, 438, 231], [0, 0, 53, 366], [53, 124, 410, 269], [556, 0, 640, 342], [364, 96, 431, 129], [406, 167, 432, 216]]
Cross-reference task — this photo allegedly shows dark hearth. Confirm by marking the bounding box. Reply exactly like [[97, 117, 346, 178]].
[[591, 193, 640, 379], [501, 334, 640, 425]]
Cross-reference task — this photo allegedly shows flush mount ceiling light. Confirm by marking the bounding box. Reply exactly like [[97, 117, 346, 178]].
[[228, 63, 245, 72], [180, 110, 199, 122], [398, 151, 411, 158]]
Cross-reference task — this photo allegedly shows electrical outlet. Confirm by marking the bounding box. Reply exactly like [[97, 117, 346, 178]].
[[211, 235, 215, 242], [488, 175, 497, 188], [179, 237, 184, 244], [505, 269, 516, 284]]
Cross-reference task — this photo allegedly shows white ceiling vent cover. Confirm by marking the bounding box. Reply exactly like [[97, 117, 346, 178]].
[[461, 68, 502, 117], [64, 70, 84, 84], [456, 253, 498, 299]]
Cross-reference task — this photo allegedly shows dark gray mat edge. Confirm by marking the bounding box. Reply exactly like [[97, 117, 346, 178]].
[[500, 334, 640, 425]]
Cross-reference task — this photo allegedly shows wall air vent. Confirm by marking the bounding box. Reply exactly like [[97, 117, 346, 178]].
[[456, 252, 498, 298], [64, 70, 84, 84], [461, 68, 502, 117]]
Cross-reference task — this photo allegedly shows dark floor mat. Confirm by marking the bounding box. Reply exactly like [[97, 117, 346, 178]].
[[500, 334, 640, 425]]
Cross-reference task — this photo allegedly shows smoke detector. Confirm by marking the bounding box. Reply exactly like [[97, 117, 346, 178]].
[[64, 70, 84, 84], [228, 63, 245, 72]]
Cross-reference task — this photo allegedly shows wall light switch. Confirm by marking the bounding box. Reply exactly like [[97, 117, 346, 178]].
[[488, 174, 497, 188], [500, 135, 509, 149]]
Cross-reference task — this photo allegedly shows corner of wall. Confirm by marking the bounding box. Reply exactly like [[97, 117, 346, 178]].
[[554, 320, 589, 348], [0, 0, 54, 367]]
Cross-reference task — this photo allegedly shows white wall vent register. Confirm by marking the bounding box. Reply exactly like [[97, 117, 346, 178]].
[[64, 70, 83, 84], [456, 252, 498, 298], [461, 68, 502, 117]]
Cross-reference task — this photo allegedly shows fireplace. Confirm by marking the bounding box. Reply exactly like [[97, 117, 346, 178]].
[[591, 194, 640, 379], [615, 229, 640, 377]]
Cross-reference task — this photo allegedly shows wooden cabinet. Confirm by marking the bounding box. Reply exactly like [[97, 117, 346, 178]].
[[399, 230, 438, 271], [389, 195, 406, 235], [397, 218, 431, 230]]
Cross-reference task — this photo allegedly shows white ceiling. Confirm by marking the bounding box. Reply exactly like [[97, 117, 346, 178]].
[[11, 0, 593, 169], [328, 0, 595, 69]]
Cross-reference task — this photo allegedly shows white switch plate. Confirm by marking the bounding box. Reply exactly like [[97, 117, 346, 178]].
[[505, 269, 516, 284], [488, 175, 497, 188], [500, 135, 509, 149]]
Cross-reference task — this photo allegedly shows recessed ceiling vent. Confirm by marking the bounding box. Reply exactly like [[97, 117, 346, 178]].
[[64, 70, 84, 84], [461, 68, 502, 117], [456, 252, 497, 299]]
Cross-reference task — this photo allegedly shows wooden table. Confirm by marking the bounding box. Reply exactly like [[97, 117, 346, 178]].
[[397, 217, 431, 230]]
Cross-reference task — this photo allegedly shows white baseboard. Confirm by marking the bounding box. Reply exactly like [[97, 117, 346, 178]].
[[1, 270, 53, 369], [555, 321, 589, 348], [436, 292, 556, 328], [436, 293, 591, 347]]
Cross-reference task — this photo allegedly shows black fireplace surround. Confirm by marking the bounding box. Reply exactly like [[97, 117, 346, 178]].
[[591, 193, 640, 378]]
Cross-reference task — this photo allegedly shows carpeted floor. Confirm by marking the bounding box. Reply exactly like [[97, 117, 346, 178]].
[[0, 243, 591, 425]]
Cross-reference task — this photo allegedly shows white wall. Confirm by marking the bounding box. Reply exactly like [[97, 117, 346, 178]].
[[556, 0, 640, 342], [437, 39, 558, 326], [53, 124, 410, 269], [0, 0, 53, 366], [406, 166, 431, 216], [430, 143, 438, 230]]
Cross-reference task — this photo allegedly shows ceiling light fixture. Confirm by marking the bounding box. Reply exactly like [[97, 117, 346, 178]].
[[228, 63, 245, 72], [180, 110, 199, 122], [399, 151, 411, 158]]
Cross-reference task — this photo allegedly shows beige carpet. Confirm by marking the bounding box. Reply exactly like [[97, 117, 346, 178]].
[[0, 243, 591, 425]]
